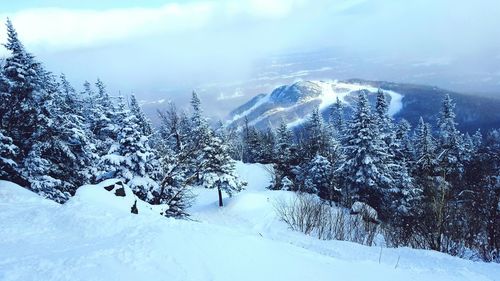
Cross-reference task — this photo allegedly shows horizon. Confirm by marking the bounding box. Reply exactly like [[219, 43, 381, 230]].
[[1, 0, 499, 118]]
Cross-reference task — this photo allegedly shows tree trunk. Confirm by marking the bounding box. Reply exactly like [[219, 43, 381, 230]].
[[218, 187, 223, 207]]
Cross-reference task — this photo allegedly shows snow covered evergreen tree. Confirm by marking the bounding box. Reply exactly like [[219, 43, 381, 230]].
[[241, 117, 261, 163], [394, 119, 414, 163], [340, 93, 395, 217], [302, 108, 328, 159], [0, 130, 17, 179], [0, 19, 78, 202], [414, 117, 437, 178], [51, 74, 96, 187], [298, 154, 338, 202], [154, 102, 195, 217], [375, 89, 394, 146], [185, 91, 212, 184], [257, 128, 276, 164], [436, 94, 465, 177], [97, 97, 161, 202], [89, 79, 118, 156], [200, 132, 245, 207], [129, 94, 153, 136], [329, 96, 345, 139], [272, 120, 296, 190]]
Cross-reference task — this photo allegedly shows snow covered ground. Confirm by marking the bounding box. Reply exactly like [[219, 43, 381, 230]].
[[1, 163, 499, 281]]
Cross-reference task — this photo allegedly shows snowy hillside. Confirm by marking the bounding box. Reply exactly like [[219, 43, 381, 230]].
[[227, 79, 500, 132], [227, 80, 403, 129], [1, 163, 499, 281]]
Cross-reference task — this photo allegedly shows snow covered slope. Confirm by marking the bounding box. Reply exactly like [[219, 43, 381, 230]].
[[227, 79, 500, 132], [1, 166, 499, 281], [227, 80, 403, 130]]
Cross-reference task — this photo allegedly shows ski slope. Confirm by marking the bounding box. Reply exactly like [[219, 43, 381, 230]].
[[0, 163, 499, 281]]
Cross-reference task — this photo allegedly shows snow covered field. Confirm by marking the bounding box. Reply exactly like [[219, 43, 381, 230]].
[[0, 162, 499, 281]]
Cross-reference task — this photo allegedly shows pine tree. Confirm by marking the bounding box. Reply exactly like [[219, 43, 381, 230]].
[[186, 91, 212, 184], [91, 79, 116, 152], [473, 129, 500, 260], [0, 19, 74, 201], [156, 148, 191, 217], [299, 154, 338, 202], [0, 18, 48, 144], [129, 94, 153, 136], [390, 119, 421, 234], [273, 120, 296, 190], [329, 97, 345, 138], [393, 119, 414, 167], [472, 129, 483, 150], [155, 103, 194, 217], [303, 108, 327, 159], [340, 93, 394, 217], [241, 119, 261, 163], [414, 117, 437, 177], [0, 130, 17, 179], [241, 117, 263, 163], [200, 132, 245, 207], [52, 74, 96, 187], [375, 89, 394, 146], [81, 80, 96, 130], [97, 105, 160, 202], [436, 94, 464, 177], [257, 128, 275, 164]]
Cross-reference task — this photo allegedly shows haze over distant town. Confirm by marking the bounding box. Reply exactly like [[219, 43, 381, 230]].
[[1, 0, 499, 117]]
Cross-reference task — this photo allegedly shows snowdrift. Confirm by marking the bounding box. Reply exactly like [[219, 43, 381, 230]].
[[1, 163, 499, 281]]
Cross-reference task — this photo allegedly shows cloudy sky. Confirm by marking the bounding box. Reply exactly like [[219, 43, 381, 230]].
[[1, 0, 499, 116]]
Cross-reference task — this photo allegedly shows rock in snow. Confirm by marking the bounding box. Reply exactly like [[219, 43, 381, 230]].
[[0, 163, 499, 281], [67, 178, 168, 216]]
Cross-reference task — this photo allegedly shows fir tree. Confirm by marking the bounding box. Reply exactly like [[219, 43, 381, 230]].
[[241, 118, 261, 163], [257, 128, 276, 164], [129, 94, 153, 136], [394, 119, 414, 167], [155, 103, 195, 217], [299, 154, 338, 202], [200, 132, 245, 207], [0, 130, 17, 179], [186, 91, 212, 184], [340, 93, 394, 217], [414, 117, 436, 177], [97, 101, 160, 202], [436, 94, 464, 177], [52, 74, 96, 187], [329, 97, 345, 138], [303, 108, 327, 159], [0, 19, 74, 201], [375, 89, 394, 146], [273, 120, 296, 190]]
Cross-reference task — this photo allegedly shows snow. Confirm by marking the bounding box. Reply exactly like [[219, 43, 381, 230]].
[[1, 164, 499, 281], [228, 94, 270, 124], [230, 80, 404, 129], [68, 179, 167, 216], [313, 80, 403, 117]]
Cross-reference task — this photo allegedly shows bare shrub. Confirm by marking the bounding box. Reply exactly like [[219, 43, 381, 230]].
[[274, 193, 380, 245]]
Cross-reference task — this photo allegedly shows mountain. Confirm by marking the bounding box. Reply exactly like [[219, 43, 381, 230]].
[[227, 79, 500, 133]]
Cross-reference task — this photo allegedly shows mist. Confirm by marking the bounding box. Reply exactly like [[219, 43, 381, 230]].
[[1, 0, 499, 117]]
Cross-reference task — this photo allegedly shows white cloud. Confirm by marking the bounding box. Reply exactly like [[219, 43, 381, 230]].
[[0, 0, 305, 52]]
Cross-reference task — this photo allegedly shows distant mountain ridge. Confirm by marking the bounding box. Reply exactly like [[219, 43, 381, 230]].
[[227, 79, 500, 133]]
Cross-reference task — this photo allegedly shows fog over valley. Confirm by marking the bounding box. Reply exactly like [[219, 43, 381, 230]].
[[1, 0, 499, 118]]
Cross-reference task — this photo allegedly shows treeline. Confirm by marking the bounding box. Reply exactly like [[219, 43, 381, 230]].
[[232, 93, 499, 261], [0, 19, 243, 216]]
